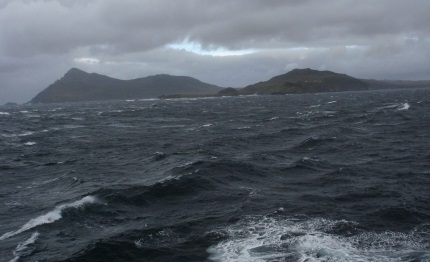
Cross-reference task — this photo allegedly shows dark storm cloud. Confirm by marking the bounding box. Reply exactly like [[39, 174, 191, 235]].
[[0, 0, 429, 103]]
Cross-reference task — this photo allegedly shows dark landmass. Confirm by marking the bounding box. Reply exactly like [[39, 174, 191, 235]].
[[212, 69, 429, 98], [163, 68, 430, 99], [2, 102, 19, 107], [30, 68, 430, 103], [364, 79, 430, 89], [158, 93, 214, 99], [160, 87, 240, 99], [30, 68, 223, 103], [239, 68, 370, 95], [217, 87, 240, 96]]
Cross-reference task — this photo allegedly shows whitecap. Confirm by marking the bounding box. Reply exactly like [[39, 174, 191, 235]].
[[203, 124, 213, 127], [268, 117, 279, 121], [0, 196, 97, 241], [9, 232, 40, 262], [26, 114, 40, 118], [207, 216, 430, 262], [23, 142, 36, 146], [18, 131, 34, 137], [374, 102, 410, 111], [327, 101, 337, 104], [397, 103, 410, 111], [63, 124, 84, 129], [2, 131, 34, 138], [0, 112, 10, 115], [138, 98, 159, 101]]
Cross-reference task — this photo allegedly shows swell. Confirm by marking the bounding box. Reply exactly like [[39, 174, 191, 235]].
[[92, 159, 268, 206], [65, 226, 220, 262]]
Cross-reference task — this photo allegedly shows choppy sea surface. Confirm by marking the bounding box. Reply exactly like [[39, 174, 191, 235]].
[[1, 88, 430, 262]]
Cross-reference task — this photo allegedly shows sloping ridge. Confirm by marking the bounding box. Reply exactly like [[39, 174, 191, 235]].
[[240, 68, 370, 95], [30, 68, 222, 103]]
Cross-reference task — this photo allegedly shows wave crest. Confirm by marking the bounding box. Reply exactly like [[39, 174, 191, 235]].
[[0, 196, 97, 241]]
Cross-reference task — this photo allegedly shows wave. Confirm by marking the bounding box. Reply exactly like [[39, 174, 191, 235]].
[[94, 160, 265, 205], [18, 131, 34, 137], [9, 232, 40, 262], [292, 136, 335, 150], [376, 102, 410, 112], [207, 215, 430, 262], [397, 102, 410, 111], [1, 131, 35, 138], [0, 196, 97, 241], [370, 207, 428, 224], [282, 156, 340, 174]]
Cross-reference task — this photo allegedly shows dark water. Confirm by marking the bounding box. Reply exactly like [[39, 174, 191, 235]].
[[1, 89, 429, 262]]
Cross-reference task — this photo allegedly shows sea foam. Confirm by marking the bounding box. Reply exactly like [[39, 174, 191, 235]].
[[0, 196, 97, 241], [398, 102, 410, 111], [208, 216, 430, 262], [9, 232, 40, 262]]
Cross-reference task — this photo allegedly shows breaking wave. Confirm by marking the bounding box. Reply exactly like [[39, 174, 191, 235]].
[[0, 196, 97, 241], [398, 102, 410, 111]]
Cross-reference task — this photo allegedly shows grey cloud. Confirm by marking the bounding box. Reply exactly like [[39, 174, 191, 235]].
[[3, 0, 429, 56], [0, 0, 429, 104]]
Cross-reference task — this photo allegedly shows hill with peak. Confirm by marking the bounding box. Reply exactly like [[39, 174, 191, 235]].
[[238, 68, 370, 95], [30, 68, 223, 103], [30, 68, 430, 103]]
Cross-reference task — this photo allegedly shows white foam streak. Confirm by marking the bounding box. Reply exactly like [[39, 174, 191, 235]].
[[9, 232, 40, 262], [2, 131, 35, 138], [0, 196, 97, 241], [18, 131, 34, 137], [377, 102, 410, 111]]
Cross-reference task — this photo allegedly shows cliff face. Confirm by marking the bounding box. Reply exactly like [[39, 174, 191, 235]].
[[30, 68, 222, 103], [240, 68, 370, 95]]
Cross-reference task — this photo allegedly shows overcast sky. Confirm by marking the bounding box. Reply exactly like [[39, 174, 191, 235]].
[[1, 0, 430, 104]]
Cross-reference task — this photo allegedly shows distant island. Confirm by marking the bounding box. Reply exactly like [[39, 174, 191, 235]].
[[30, 68, 430, 103]]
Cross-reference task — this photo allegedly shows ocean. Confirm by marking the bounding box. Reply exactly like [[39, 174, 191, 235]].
[[0, 88, 429, 261]]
